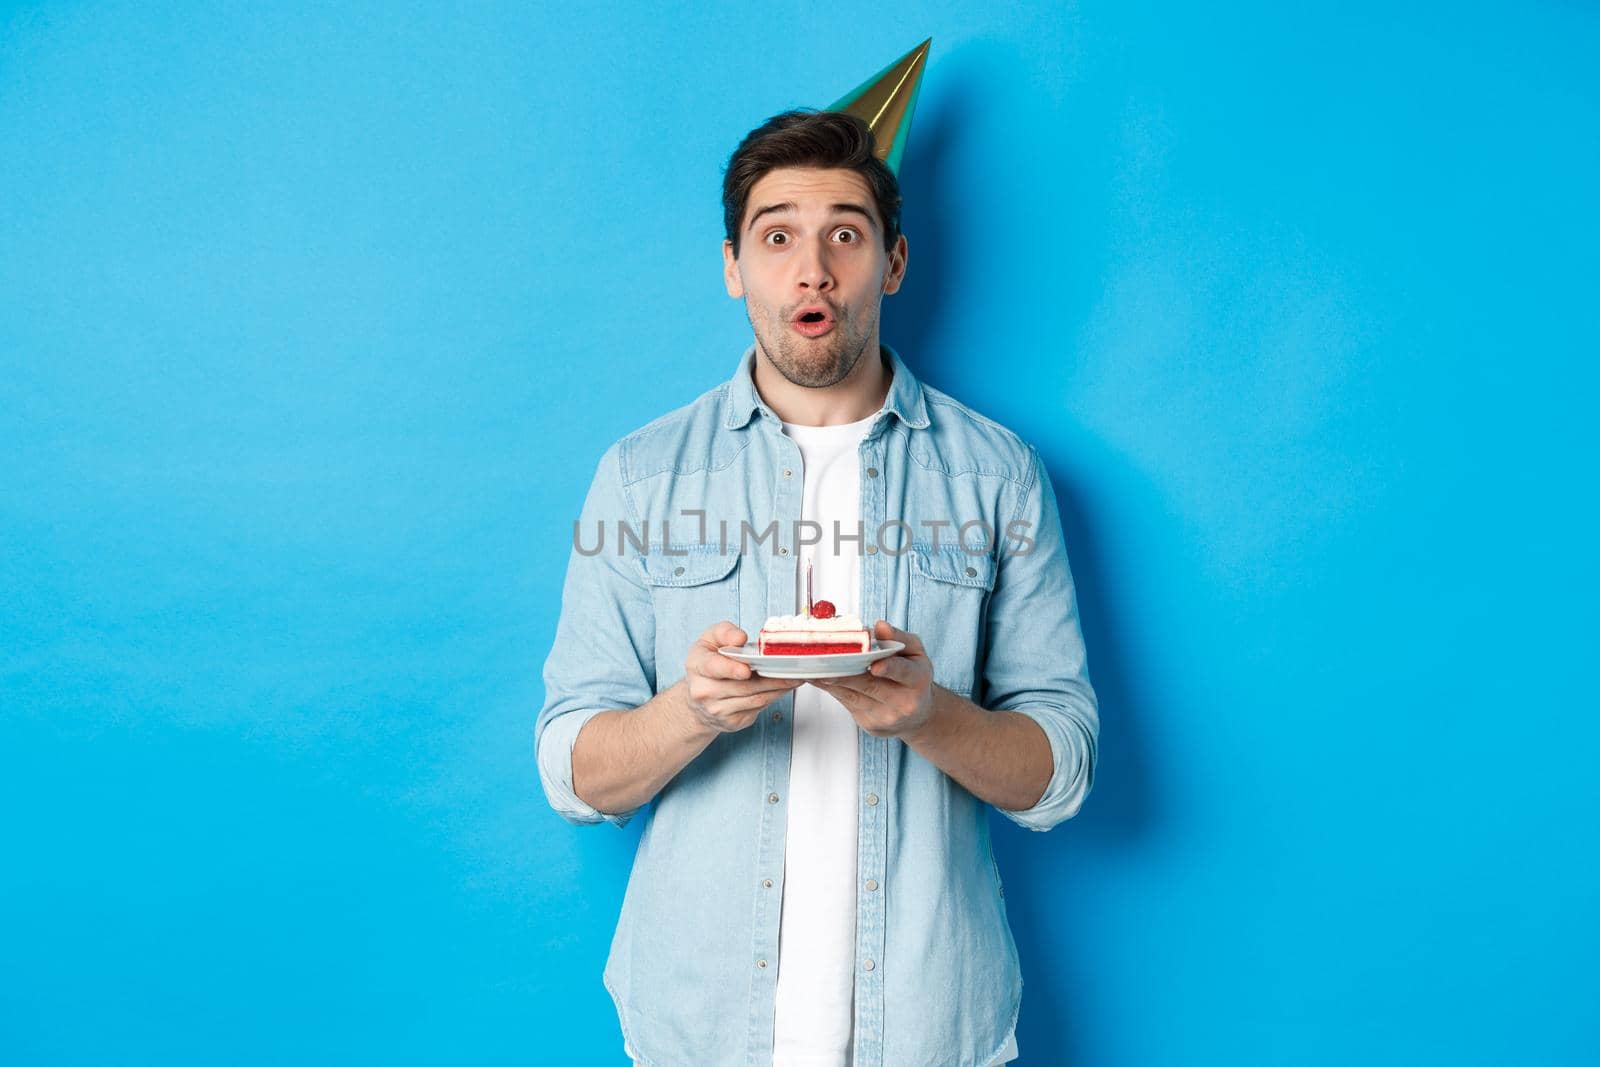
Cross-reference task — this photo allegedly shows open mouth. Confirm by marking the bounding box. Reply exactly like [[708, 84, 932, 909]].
[[791, 307, 836, 337]]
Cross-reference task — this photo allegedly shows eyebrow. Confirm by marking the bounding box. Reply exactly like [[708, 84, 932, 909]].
[[745, 201, 878, 234]]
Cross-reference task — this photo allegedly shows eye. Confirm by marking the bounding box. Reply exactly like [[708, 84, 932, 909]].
[[766, 230, 789, 246], [834, 227, 859, 243]]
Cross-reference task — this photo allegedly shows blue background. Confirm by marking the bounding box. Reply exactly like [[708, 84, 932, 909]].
[[2, 1, 1595, 1064]]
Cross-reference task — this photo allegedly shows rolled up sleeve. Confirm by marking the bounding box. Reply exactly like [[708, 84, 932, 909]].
[[981, 443, 1099, 833], [535, 441, 656, 829]]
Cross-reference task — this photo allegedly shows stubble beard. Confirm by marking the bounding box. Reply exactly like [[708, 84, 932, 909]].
[[751, 301, 878, 390]]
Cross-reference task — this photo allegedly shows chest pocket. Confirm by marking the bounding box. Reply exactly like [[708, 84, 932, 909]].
[[906, 541, 996, 698], [638, 544, 741, 692]]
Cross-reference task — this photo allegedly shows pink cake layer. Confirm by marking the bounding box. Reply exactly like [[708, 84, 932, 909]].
[[759, 629, 870, 655]]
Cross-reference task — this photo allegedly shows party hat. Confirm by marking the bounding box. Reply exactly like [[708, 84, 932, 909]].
[[825, 37, 931, 178]]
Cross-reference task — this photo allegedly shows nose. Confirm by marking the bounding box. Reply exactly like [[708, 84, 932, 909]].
[[794, 236, 834, 294]]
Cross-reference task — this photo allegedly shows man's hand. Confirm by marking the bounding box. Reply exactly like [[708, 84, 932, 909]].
[[680, 622, 803, 738], [811, 620, 938, 740]]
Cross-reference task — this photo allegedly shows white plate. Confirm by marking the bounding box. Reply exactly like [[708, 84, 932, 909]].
[[717, 640, 905, 679]]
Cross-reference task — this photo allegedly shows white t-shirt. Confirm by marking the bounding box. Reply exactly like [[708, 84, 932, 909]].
[[768, 412, 1018, 1067], [771, 412, 873, 1066]]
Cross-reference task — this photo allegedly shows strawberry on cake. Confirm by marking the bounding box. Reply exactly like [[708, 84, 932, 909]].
[[757, 561, 871, 655]]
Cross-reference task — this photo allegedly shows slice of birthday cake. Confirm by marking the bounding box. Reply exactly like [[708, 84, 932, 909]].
[[758, 600, 871, 655]]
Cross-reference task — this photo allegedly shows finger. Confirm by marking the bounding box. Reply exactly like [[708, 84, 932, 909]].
[[697, 650, 754, 681], [811, 677, 852, 694], [701, 621, 748, 651], [835, 662, 899, 690], [722, 676, 804, 695], [866, 655, 912, 685], [704, 667, 805, 694], [705, 691, 790, 716], [816, 672, 869, 691], [809, 679, 862, 710], [814, 673, 892, 710], [822, 688, 890, 729], [875, 619, 925, 656]]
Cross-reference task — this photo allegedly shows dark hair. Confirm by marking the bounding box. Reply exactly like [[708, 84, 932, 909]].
[[721, 109, 903, 259]]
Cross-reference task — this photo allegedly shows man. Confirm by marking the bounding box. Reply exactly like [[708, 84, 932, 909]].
[[536, 102, 1098, 1067]]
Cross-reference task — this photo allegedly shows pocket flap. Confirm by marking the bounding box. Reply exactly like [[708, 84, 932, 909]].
[[910, 542, 996, 591], [637, 543, 741, 587]]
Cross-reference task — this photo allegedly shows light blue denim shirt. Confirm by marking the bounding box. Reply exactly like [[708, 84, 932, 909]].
[[536, 342, 1098, 1067]]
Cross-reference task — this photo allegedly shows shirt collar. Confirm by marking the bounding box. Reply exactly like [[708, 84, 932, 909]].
[[721, 340, 931, 432]]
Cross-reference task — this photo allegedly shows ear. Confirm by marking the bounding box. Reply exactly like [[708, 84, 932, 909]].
[[881, 233, 909, 295], [723, 239, 745, 298]]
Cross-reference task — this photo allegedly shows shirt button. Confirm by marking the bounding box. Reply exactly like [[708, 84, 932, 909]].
[[763, 879, 773, 888], [772, 710, 781, 722], [758, 958, 768, 968], [673, 566, 685, 576], [768, 792, 780, 804], [863, 959, 875, 971], [865, 879, 879, 891], [965, 566, 977, 577], [866, 466, 879, 478], [779, 546, 789, 556], [782, 468, 793, 478], [865, 544, 878, 555], [866, 793, 878, 806]]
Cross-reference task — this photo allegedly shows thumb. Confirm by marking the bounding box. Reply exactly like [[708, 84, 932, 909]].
[[875, 619, 921, 652]]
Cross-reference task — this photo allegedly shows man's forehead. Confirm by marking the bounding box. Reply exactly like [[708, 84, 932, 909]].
[[751, 166, 871, 197], [745, 167, 876, 220]]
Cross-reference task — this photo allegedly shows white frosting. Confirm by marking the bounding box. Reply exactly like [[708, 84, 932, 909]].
[[760, 611, 866, 632]]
